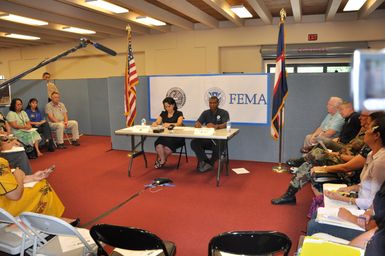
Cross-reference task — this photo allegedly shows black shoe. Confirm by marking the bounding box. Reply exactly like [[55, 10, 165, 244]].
[[286, 157, 305, 167], [72, 140, 80, 146], [57, 144, 66, 149], [271, 195, 296, 205], [70, 218, 80, 227]]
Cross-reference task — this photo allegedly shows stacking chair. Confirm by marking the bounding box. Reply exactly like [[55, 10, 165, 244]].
[[208, 231, 292, 256], [90, 224, 176, 256], [50, 127, 73, 146], [0, 208, 35, 255], [19, 212, 96, 256], [176, 140, 188, 169]]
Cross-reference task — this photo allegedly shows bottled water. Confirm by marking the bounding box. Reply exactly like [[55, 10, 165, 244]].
[[141, 118, 146, 126], [226, 121, 231, 132]]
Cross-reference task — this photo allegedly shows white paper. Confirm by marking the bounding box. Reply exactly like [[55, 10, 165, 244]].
[[232, 168, 249, 174], [316, 207, 365, 231], [112, 248, 162, 256], [20, 128, 37, 132], [57, 227, 95, 253], [24, 181, 38, 188], [1, 146, 25, 153]]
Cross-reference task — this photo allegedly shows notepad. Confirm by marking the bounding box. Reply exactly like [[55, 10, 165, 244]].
[[316, 207, 365, 231], [300, 237, 363, 256]]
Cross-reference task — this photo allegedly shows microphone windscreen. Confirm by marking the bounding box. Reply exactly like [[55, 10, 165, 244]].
[[93, 43, 117, 56]]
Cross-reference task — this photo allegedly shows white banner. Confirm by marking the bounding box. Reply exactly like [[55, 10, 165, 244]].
[[149, 74, 269, 125]]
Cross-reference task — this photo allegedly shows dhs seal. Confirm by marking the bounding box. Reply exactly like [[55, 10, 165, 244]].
[[205, 87, 226, 107], [166, 87, 186, 109]]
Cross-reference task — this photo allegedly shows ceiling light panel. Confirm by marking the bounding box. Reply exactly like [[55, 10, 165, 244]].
[[4, 33, 40, 40], [61, 26, 96, 34], [86, 0, 129, 13], [230, 5, 252, 18], [0, 14, 48, 26], [343, 0, 367, 11], [136, 16, 166, 26]]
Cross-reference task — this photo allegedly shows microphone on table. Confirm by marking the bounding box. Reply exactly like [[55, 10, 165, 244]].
[[80, 38, 117, 56]]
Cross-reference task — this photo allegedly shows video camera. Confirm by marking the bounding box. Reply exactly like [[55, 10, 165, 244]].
[[351, 49, 385, 111]]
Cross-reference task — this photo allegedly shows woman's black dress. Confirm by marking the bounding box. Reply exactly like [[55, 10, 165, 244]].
[[154, 110, 184, 152]]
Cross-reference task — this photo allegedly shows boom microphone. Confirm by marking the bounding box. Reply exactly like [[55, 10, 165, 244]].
[[81, 38, 117, 56]]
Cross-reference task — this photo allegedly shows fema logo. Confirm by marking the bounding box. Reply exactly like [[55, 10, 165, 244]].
[[166, 87, 186, 109], [205, 87, 226, 107]]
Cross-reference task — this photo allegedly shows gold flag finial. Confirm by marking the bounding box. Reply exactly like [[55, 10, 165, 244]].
[[280, 8, 286, 22], [126, 25, 132, 39]]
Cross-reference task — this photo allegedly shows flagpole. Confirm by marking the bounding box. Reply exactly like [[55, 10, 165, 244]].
[[272, 8, 288, 173]]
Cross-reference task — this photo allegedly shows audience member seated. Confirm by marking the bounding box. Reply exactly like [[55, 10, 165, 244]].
[[307, 180, 385, 249], [151, 97, 184, 169], [45, 92, 80, 149], [301, 96, 344, 153], [0, 112, 33, 175], [0, 157, 64, 217], [288, 110, 370, 168], [25, 98, 55, 152], [42, 72, 59, 102], [191, 96, 229, 173], [288, 102, 363, 167], [6, 98, 43, 157], [272, 114, 385, 205]]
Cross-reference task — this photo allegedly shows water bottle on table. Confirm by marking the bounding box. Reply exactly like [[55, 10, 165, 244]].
[[141, 118, 146, 126], [226, 121, 231, 132]]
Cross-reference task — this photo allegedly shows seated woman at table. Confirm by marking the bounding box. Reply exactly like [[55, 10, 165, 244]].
[[0, 157, 65, 217], [25, 98, 55, 152], [6, 98, 43, 157], [151, 97, 184, 168]]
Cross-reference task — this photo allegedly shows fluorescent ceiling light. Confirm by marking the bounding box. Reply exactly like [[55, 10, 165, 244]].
[[343, 0, 367, 11], [61, 26, 96, 34], [136, 16, 166, 26], [86, 0, 128, 13], [4, 33, 40, 40], [230, 5, 252, 18], [0, 14, 48, 26]]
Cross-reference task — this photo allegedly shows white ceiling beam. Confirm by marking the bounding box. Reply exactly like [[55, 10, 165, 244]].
[[358, 0, 385, 18], [6, 0, 125, 36], [110, 0, 194, 30], [156, 0, 219, 28], [202, 0, 243, 27], [290, 0, 302, 22], [325, 0, 343, 21], [246, 0, 273, 24], [60, 0, 155, 34]]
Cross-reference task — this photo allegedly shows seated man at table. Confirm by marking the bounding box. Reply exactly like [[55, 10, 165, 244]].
[[191, 96, 229, 173]]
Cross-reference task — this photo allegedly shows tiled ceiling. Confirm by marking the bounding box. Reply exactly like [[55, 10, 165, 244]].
[[0, 0, 384, 48]]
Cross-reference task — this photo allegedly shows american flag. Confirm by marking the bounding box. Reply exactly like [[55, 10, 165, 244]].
[[271, 21, 288, 140], [124, 36, 138, 127]]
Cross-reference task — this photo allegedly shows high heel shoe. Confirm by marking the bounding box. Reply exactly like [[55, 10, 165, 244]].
[[154, 159, 166, 169]]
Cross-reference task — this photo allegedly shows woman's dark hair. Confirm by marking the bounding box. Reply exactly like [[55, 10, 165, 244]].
[[371, 116, 385, 146], [374, 181, 385, 229], [163, 97, 177, 111], [9, 98, 23, 112], [26, 98, 39, 111], [369, 111, 385, 121]]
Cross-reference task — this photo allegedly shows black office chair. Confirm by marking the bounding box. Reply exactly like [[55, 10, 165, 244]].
[[208, 231, 292, 256], [90, 224, 176, 256]]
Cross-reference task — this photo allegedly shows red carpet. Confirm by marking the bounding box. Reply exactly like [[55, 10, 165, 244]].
[[30, 135, 313, 255]]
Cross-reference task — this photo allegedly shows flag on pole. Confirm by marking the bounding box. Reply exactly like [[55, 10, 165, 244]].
[[124, 29, 138, 127], [271, 20, 288, 140]]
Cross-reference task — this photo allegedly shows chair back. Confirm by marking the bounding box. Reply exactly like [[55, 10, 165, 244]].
[[208, 231, 292, 256], [20, 212, 95, 255], [0, 208, 34, 255], [90, 224, 171, 256]]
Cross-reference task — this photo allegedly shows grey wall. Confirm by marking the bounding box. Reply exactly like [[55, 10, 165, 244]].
[[5, 73, 350, 163]]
